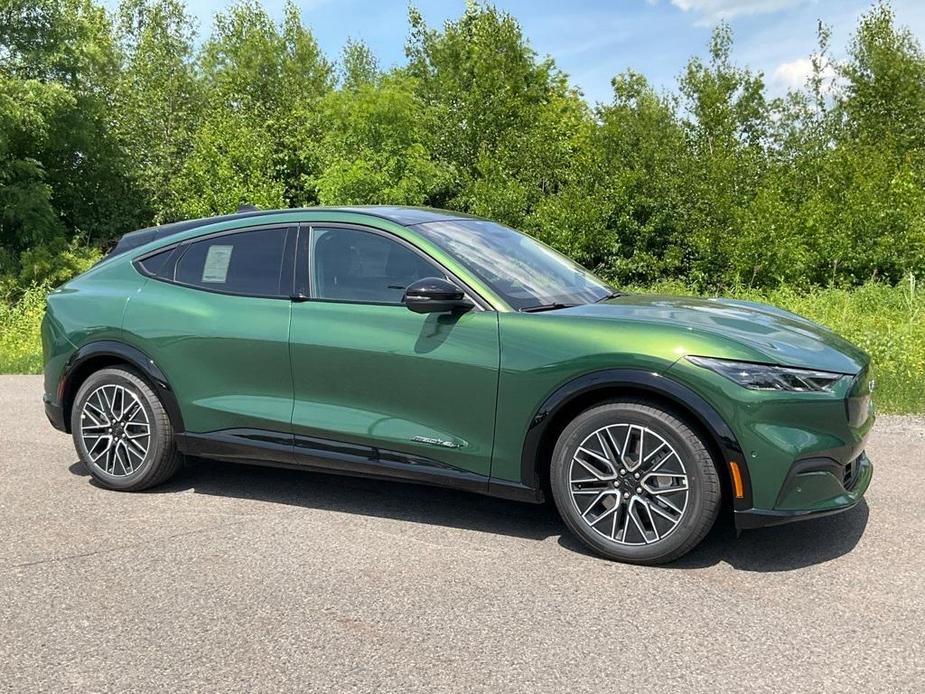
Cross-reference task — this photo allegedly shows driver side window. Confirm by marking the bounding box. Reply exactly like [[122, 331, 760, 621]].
[[310, 227, 442, 304]]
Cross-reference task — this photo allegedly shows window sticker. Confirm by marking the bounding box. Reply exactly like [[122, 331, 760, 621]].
[[201, 245, 232, 283]]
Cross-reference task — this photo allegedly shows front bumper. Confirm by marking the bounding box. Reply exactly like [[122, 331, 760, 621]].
[[667, 357, 875, 531], [734, 451, 873, 529]]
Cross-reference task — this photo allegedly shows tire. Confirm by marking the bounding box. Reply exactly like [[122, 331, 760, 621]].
[[70, 366, 183, 491], [550, 399, 720, 565]]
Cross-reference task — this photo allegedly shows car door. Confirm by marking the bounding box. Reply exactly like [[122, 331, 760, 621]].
[[123, 224, 296, 436], [288, 224, 500, 486]]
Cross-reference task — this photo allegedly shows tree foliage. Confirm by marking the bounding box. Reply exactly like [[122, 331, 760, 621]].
[[1, 0, 925, 295], [113, 0, 200, 223]]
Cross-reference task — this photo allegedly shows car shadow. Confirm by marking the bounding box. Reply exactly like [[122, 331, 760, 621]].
[[68, 458, 869, 572], [669, 500, 870, 572]]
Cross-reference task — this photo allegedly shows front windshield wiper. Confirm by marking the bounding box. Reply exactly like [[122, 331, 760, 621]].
[[519, 302, 575, 313], [595, 290, 626, 302]]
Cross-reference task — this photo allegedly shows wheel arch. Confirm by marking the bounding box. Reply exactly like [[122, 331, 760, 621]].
[[519, 369, 752, 511], [59, 340, 184, 434]]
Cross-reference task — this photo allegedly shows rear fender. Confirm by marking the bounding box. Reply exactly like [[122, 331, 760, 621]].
[[59, 340, 184, 433]]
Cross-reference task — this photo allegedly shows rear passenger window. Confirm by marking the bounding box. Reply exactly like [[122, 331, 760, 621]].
[[175, 228, 287, 297]]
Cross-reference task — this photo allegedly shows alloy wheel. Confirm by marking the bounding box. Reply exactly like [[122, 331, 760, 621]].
[[79, 384, 151, 476], [568, 423, 689, 545]]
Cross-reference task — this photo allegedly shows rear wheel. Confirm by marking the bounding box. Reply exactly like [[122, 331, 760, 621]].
[[550, 400, 721, 565], [71, 367, 182, 491]]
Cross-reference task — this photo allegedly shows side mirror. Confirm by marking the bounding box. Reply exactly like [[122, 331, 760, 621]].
[[403, 277, 474, 314]]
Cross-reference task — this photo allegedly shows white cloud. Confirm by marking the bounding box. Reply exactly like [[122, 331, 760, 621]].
[[772, 56, 836, 91], [771, 58, 835, 89], [670, 0, 812, 23], [773, 57, 814, 88]]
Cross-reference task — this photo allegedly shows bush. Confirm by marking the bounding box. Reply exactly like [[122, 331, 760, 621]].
[[0, 283, 48, 374], [15, 237, 101, 288]]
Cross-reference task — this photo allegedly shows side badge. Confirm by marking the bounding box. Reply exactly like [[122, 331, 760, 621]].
[[411, 435, 462, 449]]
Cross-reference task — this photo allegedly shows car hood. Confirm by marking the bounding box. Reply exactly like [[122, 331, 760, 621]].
[[557, 294, 868, 374]]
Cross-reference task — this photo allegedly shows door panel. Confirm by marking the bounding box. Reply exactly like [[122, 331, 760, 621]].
[[289, 301, 499, 477], [122, 226, 294, 434], [124, 280, 293, 433]]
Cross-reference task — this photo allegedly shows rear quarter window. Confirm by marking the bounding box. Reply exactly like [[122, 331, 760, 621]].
[[135, 248, 176, 279]]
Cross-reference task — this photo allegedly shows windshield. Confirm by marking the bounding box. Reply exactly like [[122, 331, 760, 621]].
[[414, 219, 612, 310]]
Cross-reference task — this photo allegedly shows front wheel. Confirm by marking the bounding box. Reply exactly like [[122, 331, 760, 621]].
[[550, 400, 721, 565], [71, 367, 183, 491]]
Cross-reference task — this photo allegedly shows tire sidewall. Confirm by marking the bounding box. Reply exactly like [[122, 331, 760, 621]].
[[550, 402, 715, 564], [71, 368, 167, 490]]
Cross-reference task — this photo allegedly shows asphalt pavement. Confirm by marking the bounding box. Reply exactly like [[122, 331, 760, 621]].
[[1, 375, 922, 692]]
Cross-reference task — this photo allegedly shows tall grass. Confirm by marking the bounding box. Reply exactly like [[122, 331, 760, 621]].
[[1, 279, 923, 412], [0, 284, 48, 374], [763, 280, 924, 414]]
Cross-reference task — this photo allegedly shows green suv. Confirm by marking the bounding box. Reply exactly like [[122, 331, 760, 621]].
[[42, 206, 874, 564]]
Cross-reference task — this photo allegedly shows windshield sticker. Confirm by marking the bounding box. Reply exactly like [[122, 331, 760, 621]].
[[202, 245, 232, 283]]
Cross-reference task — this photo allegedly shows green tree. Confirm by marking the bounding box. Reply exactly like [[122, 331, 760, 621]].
[[840, 2, 925, 153], [183, 0, 333, 212], [314, 72, 453, 205], [339, 38, 379, 91], [113, 0, 201, 223], [539, 70, 690, 282], [0, 77, 70, 269], [406, 2, 587, 225], [678, 23, 772, 288], [0, 0, 141, 286], [173, 109, 285, 218], [1, 0, 924, 297]]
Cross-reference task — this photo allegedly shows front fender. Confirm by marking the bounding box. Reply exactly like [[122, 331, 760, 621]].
[[514, 368, 753, 510]]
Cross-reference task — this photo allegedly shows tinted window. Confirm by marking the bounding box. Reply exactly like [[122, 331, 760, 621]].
[[311, 228, 440, 304], [137, 248, 175, 278], [415, 220, 610, 310], [175, 228, 287, 296]]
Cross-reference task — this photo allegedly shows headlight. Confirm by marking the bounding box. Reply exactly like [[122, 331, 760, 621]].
[[687, 356, 847, 392]]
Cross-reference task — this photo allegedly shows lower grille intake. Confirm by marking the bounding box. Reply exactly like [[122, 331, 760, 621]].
[[843, 453, 864, 489]]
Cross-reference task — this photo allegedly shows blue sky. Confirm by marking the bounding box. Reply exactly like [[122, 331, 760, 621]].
[[146, 1, 925, 104]]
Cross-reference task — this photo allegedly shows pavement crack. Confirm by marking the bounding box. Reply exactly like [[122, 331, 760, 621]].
[[6, 520, 249, 572]]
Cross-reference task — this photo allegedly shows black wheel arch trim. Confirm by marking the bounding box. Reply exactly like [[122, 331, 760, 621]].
[[518, 368, 753, 510], [59, 340, 185, 434]]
